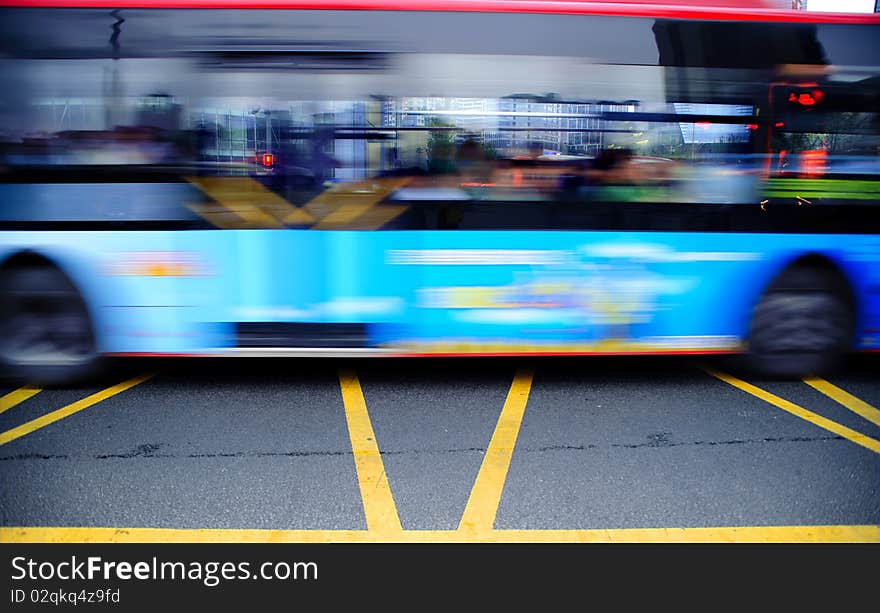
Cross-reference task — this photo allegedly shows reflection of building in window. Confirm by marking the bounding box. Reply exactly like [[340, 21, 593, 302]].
[[379, 96, 639, 164], [135, 93, 181, 131], [33, 97, 114, 133], [673, 103, 753, 146], [492, 98, 627, 157], [189, 105, 288, 169]]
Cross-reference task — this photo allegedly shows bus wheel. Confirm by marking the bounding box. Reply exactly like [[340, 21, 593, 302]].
[[0, 262, 100, 386], [747, 266, 854, 379]]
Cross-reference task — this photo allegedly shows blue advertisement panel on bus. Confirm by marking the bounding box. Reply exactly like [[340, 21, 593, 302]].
[[2, 230, 878, 356]]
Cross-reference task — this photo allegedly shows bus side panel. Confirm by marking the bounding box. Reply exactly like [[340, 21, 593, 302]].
[[366, 231, 880, 354], [366, 230, 760, 353], [4, 230, 878, 356], [831, 238, 880, 350], [0, 230, 226, 355]]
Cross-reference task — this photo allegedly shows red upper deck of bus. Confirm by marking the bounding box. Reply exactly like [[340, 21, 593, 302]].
[[0, 0, 879, 24]]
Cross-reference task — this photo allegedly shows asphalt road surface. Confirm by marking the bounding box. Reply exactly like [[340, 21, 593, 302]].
[[1, 354, 878, 542]]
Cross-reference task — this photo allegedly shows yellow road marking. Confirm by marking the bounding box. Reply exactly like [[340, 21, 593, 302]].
[[338, 369, 402, 534], [2, 525, 877, 543], [3, 364, 876, 545], [698, 365, 880, 454], [0, 374, 154, 447], [0, 386, 41, 415], [459, 367, 534, 534], [804, 377, 880, 428]]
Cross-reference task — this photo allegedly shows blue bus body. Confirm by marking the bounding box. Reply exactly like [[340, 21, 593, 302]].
[[1, 4, 878, 379], [2, 228, 878, 357]]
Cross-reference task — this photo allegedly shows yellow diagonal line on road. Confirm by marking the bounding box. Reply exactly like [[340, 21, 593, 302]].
[[459, 367, 534, 534], [0, 386, 41, 415], [338, 369, 402, 534], [698, 365, 880, 454], [803, 377, 880, 428], [3, 525, 877, 543], [0, 374, 154, 447]]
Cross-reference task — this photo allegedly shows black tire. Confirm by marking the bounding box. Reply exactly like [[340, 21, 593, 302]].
[[747, 266, 854, 379], [0, 263, 102, 386]]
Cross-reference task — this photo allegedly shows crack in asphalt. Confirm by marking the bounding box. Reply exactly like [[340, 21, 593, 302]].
[[382, 447, 486, 456], [0, 453, 71, 461], [0, 435, 845, 462], [528, 434, 843, 452], [0, 447, 484, 461]]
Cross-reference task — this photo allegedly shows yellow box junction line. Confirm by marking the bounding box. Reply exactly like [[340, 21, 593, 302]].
[[698, 365, 880, 455], [803, 377, 880, 428], [3, 366, 879, 543], [2, 525, 877, 544], [0, 374, 154, 447], [338, 369, 403, 535], [0, 386, 41, 415], [459, 367, 534, 535]]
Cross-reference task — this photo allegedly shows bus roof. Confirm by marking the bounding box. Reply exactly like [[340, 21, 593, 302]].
[[1, 0, 879, 24]]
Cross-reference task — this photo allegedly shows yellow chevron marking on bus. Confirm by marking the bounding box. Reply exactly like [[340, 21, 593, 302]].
[[2, 525, 877, 543], [459, 368, 534, 534], [281, 206, 318, 226], [310, 177, 412, 229], [804, 377, 880, 428], [0, 374, 154, 447], [338, 370, 402, 534], [315, 202, 376, 227], [699, 365, 880, 454], [347, 204, 411, 230], [188, 175, 410, 229], [185, 202, 257, 229], [0, 386, 41, 415], [187, 176, 314, 228]]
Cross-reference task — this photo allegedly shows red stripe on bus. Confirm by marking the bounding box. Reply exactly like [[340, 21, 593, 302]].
[[106, 349, 739, 357], [108, 352, 207, 357], [1, 1, 879, 24], [400, 349, 738, 357], [106, 348, 880, 357]]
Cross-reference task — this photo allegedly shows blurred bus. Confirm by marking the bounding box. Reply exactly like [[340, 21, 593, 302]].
[[0, 1, 879, 383]]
